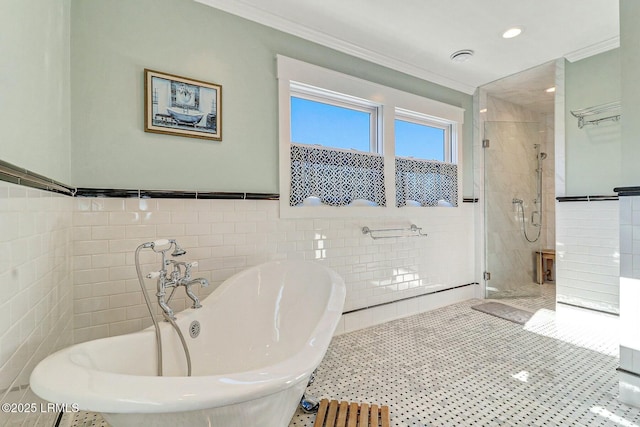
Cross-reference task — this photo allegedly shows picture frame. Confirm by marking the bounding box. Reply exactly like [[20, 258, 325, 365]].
[[144, 69, 222, 140]]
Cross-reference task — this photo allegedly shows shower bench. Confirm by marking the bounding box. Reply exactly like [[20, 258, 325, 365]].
[[536, 249, 555, 284]]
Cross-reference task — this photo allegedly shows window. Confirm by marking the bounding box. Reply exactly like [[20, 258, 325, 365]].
[[277, 55, 463, 218], [290, 85, 379, 153], [394, 108, 457, 207], [289, 83, 385, 208], [394, 108, 451, 162], [395, 119, 445, 160]]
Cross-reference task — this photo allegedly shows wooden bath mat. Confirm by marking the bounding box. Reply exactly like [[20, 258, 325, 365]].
[[313, 398, 390, 427]]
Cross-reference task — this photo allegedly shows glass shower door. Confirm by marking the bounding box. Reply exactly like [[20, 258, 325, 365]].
[[484, 121, 543, 299]]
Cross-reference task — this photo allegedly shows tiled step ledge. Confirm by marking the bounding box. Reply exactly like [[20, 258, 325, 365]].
[[336, 284, 478, 334]]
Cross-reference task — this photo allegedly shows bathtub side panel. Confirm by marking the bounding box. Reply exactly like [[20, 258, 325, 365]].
[[102, 379, 307, 427]]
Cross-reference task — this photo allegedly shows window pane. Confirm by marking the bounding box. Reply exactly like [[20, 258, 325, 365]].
[[395, 119, 445, 161], [291, 97, 372, 152]]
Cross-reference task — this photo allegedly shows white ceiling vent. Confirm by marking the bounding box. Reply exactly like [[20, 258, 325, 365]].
[[450, 49, 474, 63]]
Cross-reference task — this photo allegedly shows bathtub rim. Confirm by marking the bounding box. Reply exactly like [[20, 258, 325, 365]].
[[30, 260, 346, 414]]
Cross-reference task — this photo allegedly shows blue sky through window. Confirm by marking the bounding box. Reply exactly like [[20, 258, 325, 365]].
[[290, 97, 371, 151], [395, 119, 445, 161], [291, 96, 446, 161]]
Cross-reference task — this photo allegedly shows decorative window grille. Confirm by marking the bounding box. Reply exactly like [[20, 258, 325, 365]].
[[395, 158, 458, 207], [290, 144, 386, 207]]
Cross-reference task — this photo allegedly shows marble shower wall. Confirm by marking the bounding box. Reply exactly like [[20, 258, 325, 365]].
[[544, 113, 556, 248]]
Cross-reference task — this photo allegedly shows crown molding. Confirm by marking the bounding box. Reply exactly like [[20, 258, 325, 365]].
[[564, 36, 620, 63], [194, 0, 476, 95]]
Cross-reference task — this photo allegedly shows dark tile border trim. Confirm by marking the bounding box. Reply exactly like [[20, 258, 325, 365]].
[[75, 188, 280, 200], [614, 186, 640, 197], [0, 160, 280, 200], [75, 188, 138, 198], [194, 192, 244, 200], [463, 197, 479, 203], [245, 192, 280, 200], [556, 195, 618, 202], [0, 159, 75, 196], [342, 282, 478, 315], [617, 367, 640, 379]]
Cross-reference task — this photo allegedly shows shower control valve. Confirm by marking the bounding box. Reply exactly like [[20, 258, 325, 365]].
[[146, 271, 161, 279]]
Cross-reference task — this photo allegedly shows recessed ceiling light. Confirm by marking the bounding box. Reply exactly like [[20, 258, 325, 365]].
[[545, 87, 556, 93], [502, 27, 523, 39], [450, 49, 474, 63]]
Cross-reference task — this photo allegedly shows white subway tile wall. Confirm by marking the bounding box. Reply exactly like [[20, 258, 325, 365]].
[[619, 195, 640, 280], [619, 195, 640, 402], [556, 200, 619, 313], [0, 181, 73, 427], [72, 198, 475, 342]]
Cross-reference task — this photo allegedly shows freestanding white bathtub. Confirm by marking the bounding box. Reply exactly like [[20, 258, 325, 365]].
[[30, 260, 346, 427]]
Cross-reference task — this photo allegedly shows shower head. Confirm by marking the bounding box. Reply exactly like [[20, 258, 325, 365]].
[[170, 241, 187, 257], [539, 152, 548, 160]]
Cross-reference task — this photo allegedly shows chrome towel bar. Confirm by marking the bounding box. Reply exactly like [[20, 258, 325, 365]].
[[362, 224, 427, 240]]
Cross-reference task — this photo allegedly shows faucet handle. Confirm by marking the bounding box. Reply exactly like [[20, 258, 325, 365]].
[[146, 271, 161, 279], [187, 261, 198, 268]]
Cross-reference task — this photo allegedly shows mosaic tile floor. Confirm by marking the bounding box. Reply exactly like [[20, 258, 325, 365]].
[[62, 284, 640, 427]]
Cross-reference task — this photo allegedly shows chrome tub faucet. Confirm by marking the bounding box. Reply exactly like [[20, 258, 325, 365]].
[[144, 239, 209, 320]]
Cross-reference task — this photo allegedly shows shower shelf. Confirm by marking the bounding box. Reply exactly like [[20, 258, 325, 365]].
[[570, 101, 621, 129], [362, 224, 427, 240]]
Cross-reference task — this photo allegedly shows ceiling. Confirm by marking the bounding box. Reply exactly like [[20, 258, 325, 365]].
[[195, 0, 619, 96], [482, 61, 556, 113]]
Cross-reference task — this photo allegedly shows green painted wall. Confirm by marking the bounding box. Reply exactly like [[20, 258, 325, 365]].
[[70, 0, 473, 195], [565, 49, 621, 196], [620, 0, 640, 187], [0, 0, 71, 183]]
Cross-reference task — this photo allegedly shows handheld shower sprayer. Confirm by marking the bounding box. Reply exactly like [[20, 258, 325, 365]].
[[144, 239, 187, 257]]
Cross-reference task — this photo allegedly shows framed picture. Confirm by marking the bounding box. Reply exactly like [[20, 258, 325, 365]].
[[144, 69, 222, 140]]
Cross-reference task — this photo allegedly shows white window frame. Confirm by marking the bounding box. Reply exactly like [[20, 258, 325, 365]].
[[277, 55, 464, 219]]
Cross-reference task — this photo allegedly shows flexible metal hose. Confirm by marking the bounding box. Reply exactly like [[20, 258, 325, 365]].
[[515, 201, 542, 243], [134, 244, 163, 376], [515, 147, 544, 243], [162, 312, 192, 376], [135, 242, 193, 377]]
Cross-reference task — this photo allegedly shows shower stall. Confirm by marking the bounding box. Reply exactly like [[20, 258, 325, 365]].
[[484, 121, 548, 298], [478, 61, 556, 300]]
